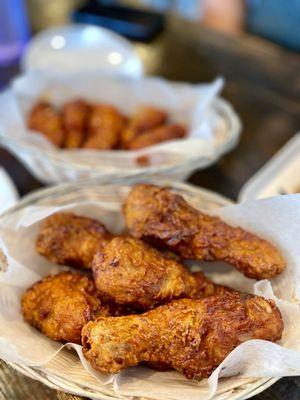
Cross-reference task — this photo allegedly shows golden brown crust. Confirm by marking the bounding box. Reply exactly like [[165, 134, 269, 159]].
[[28, 101, 64, 147], [83, 104, 125, 150], [21, 272, 109, 344], [28, 101, 187, 150], [120, 106, 167, 149], [62, 99, 90, 148], [82, 292, 283, 378], [128, 123, 187, 150], [35, 212, 113, 270], [92, 236, 229, 310], [123, 184, 286, 280]]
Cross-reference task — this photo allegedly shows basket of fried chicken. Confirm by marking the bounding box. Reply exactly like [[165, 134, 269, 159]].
[[0, 181, 300, 400], [0, 71, 240, 183]]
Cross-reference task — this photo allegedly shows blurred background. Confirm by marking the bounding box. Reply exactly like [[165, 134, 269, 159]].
[[0, 4, 300, 400], [1, 0, 300, 69]]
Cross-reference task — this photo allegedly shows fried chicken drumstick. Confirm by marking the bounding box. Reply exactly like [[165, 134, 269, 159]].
[[120, 106, 167, 149], [36, 213, 113, 269], [28, 101, 64, 147], [84, 104, 125, 150], [128, 123, 187, 150], [62, 99, 90, 148], [123, 184, 286, 280], [82, 291, 283, 378], [21, 272, 109, 344], [93, 236, 229, 310]]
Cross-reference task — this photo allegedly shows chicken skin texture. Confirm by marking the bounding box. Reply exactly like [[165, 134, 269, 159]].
[[21, 272, 109, 344], [128, 123, 187, 150], [62, 99, 90, 148], [92, 236, 229, 310], [82, 292, 283, 378], [36, 213, 113, 269], [28, 101, 64, 147], [120, 106, 167, 149], [84, 104, 125, 150], [27, 101, 187, 150], [123, 185, 286, 280]]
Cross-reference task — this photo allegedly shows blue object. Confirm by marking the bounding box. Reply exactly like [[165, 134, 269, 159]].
[[72, 0, 165, 41], [247, 0, 300, 51], [0, 0, 30, 66]]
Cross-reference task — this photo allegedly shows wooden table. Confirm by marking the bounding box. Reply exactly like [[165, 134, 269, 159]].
[[0, 17, 300, 400]]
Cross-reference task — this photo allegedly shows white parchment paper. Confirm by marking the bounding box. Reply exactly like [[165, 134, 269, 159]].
[[0, 193, 300, 400], [0, 168, 18, 214]]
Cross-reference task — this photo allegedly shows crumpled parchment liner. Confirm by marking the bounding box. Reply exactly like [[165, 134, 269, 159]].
[[0, 168, 18, 215], [0, 194, 300, 400]]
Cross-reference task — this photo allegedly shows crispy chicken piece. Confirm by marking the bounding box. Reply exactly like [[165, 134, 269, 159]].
[[65, 128, 85, 149], [82, 292, 283, 378], [28, 101, 64, 147], [93, 236, 229, 310], [84, 104, 125, 150], [62, 99, 90, 148], [21, 272, 109, 344], [120, 106, 167, 149], [123, 185, 286, 280], [128, 123, 187, 150], [36, 213, 113, 270]]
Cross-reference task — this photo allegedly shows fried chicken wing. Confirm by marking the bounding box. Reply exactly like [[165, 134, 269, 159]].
[[62, 99, 90, 148], [36, 213, 113, 269], [120, 106, 167, 149], [123, 185, 286, 280], [128, 123, 187, 150], [93, 236, 229, 310], [28, 101, 64, 147], [84, 104, 125, 150], [82, 292, 283, 378], [21, 272, 109, 344]]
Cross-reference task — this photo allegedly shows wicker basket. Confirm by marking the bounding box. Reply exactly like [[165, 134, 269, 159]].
[[0, 179, 278, 400]]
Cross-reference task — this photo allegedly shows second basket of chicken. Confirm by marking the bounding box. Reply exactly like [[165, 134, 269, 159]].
[[0, 72, 241, 183]]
